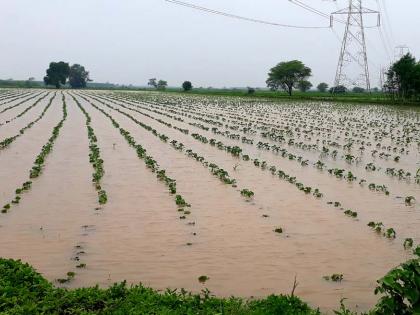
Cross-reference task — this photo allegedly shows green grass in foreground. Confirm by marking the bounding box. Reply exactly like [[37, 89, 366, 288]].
[[1, 252, 419, 315], [0, 258, 319, 315]]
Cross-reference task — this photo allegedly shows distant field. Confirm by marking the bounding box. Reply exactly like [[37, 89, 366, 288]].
[[0, 88, 419, 312]]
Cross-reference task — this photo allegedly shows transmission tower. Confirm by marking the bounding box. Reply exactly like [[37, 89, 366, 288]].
[[331, 0, 379, 92], [394, 45, 410, 60]]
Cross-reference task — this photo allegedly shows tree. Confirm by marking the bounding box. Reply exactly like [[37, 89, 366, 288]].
[[317, 82, 329, 93], [297, 80, 312, 92], [266, 60, 312, 96], [385, 53, 420, 100], [182, 81, 193, 91], [148, 78, 157, 89], [352, 86, 365, 93], [247, 87, 256, 95], [69, 64, 91, 88], [43, 62, 70, 88], [157, 80, 168, 90], [329, 85, 347, 94]]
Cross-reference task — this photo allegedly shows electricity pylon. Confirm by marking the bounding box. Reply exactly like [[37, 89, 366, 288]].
[[331, 0, 379, 92], [394, 45, 410, 60]]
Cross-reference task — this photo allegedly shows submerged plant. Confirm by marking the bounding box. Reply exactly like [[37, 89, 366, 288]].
[[385, 228, 396, 239], [98, 190, 108, 205], [240, 189, 254, 199], [344, 209, 358, 218], [323, 274, 343, 282], [403, 238, 413, 249], [405, 196, 415, 205], [368, 221, 384, 233]]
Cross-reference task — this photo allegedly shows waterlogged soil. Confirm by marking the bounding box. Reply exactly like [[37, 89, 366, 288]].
[[0, 90, 419, 313]]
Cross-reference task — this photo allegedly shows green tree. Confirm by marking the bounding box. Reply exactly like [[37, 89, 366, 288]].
[[352, 86, 365, 93], [386, 53, 420, 100], [148, 78, 157, 89], [69, 64, 91, 88], [247, 87, 256, 95], [182, 81, 193, 91], [317, 82, 329, 93], [329, 85, 347, 94], [43, 62, 70, 88], [266, 60, 312, 96], [157, 80, 168, 90], [297, 80, 312, 92]]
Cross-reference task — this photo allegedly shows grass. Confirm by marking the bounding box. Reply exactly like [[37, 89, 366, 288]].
[[2, 253, 419, 314], [0, 258, 320, 314]]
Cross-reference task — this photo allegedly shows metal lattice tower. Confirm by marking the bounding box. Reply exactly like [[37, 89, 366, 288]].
[[331, 0, 379, 92], [394, 45, 410, 60]]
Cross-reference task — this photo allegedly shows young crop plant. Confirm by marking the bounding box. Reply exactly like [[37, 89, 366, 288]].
[[85, 95, 334, 207], [0, 91, 44, 114], [274, 227, 283, 234], [240, 189, 255, 199], [0, 92, 49, 127], [81, 93, 248, 207], [1, 94, 66, 215], [385, 228, 396, 239], [344, 209, 358, 218], [405, 196, 415, 205], [403, 238, 413, 249], [87, 92, 419, 248], [71, 95, 108, 205], [0, 93, 56, 151], [175, 195, 190, 208], [75, 93, 194, 222], [323, 274, 344, 282], [368, 222, 397, 239], [56, 271, 76, 284], [368, 221, 384, 233]]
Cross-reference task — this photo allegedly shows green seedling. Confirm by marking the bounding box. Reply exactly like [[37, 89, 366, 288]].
[[403, 238, 413, 249], [274, 227, 283, 234]]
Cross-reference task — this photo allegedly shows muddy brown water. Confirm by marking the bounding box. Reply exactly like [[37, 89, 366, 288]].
[[0, 90, 419, 313]]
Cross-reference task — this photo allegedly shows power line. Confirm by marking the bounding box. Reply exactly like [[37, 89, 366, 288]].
[[378, 26, 392, 62], [375, 0, 394, 56], [288, 0, 331, 19], [289, 0, 379, 27], [380, 0, 395, 44], [164, 0, 331, 29]]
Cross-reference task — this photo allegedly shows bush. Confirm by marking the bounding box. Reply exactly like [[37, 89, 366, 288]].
[[370, 246, 420, 314]]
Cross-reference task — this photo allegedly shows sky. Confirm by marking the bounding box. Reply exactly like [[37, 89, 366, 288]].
[[0, 0, 419, 88]]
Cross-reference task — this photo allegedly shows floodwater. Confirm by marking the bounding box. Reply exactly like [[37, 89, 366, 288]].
[[0, 89, 419, 313]]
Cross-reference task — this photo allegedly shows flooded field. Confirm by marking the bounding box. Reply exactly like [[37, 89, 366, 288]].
[[1, 88, 419, 312]]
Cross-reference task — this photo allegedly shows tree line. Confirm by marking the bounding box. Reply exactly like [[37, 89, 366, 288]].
[[42, 54, 420, 102], [147, 78, 193, 92], [265, 55, 420, 100]]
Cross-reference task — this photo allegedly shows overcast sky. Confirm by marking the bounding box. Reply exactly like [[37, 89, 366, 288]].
[[0, 0, 418, 88]]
